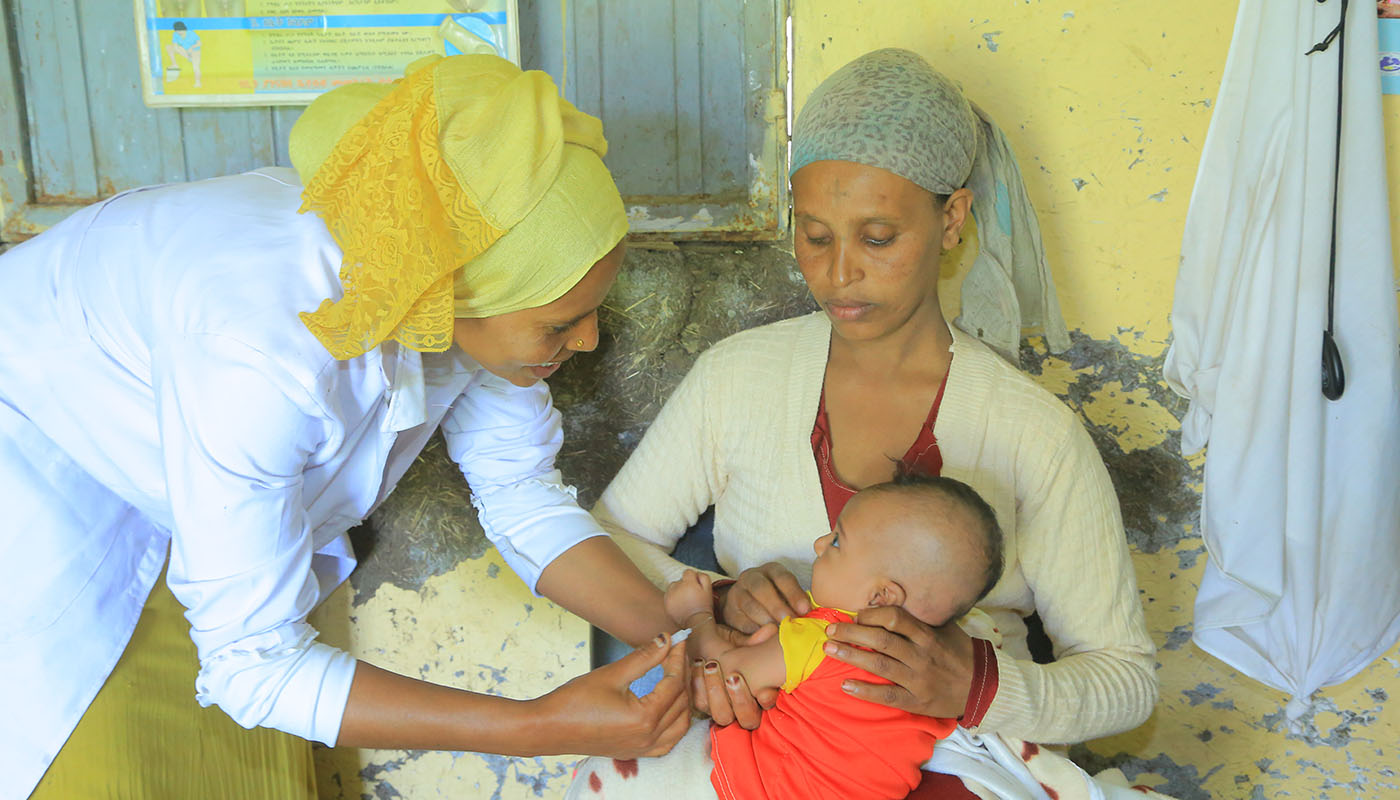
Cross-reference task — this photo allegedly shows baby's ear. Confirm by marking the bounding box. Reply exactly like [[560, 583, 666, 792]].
[[869, 580, 906, 609]]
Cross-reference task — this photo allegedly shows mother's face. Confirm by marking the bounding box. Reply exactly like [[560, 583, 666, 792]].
[[791, 160, 969, 342], [452, 242, 625, 387]]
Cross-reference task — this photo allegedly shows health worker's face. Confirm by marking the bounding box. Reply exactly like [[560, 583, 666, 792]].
[[452, 242, 624, 387], [791, 160, 967, 343]]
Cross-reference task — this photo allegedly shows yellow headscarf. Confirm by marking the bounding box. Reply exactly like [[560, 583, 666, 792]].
[[290, 54, 628, 360]]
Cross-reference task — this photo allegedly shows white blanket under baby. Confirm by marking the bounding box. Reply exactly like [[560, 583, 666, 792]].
[[564, 726, 1174, 800]]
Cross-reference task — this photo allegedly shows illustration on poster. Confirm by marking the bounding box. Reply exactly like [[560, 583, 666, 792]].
[[136, 1, 518, 107], [165, 21, 203, 87]]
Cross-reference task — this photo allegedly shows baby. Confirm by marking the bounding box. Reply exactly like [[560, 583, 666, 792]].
[[568, 472, 1004, 800]]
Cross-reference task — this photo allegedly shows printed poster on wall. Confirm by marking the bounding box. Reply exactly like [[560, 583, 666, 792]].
[[134, 0, 519, 107]]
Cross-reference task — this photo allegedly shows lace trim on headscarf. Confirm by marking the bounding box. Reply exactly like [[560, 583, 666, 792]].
[[298, 65, 506, 360]]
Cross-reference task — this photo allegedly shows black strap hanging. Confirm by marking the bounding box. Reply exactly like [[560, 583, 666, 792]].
[[1306, 0, 1348, 401]]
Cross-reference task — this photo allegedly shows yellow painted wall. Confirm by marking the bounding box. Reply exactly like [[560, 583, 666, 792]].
[[795, 2, 1400, 798]]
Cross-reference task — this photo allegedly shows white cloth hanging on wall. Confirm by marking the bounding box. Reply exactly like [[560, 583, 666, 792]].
[[1164, 0, 1400, 721]]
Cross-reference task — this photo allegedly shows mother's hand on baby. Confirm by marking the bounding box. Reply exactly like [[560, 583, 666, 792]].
[[823, 605, 976, 719], [717, 562, 812, 633]]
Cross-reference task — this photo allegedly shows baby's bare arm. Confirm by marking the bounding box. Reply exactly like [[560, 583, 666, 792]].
[[664, 569, 715, 628], [712, 631, 786, 693]]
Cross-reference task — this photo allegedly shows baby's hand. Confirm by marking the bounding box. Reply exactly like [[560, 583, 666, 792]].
[[664, 569, 715, 629]]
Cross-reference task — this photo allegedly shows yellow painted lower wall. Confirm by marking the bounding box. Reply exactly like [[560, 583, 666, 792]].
[[310, 553, 590, 798], [1028, 344, 1400, 799]]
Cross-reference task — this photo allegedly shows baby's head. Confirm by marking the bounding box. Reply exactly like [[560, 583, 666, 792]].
[[810, 472, 1003, 626]]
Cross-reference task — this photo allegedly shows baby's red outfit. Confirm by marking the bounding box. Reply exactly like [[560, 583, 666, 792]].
[[708, 606, 957, 800]]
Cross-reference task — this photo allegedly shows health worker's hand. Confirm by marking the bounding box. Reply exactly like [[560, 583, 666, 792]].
[[823, 605, 976, 719], [534, 634, 691, 757]]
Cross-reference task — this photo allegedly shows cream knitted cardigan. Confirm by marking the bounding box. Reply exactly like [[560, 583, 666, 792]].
[[596, 312, 1157, 744]]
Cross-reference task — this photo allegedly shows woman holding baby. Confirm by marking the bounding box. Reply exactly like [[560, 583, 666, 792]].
[[574, 48, 1158, 799]]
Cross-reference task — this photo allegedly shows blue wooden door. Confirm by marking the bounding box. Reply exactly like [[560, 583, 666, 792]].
[[0, 0, 301, 238], [0, 0, 785, 240], [520, 0, 788, 238]]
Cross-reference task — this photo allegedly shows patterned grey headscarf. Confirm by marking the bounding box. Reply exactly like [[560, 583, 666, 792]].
[[791, 48, 1070, 359]]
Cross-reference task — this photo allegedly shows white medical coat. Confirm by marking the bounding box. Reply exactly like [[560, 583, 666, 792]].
[[0, 168, 606, 798], [1164, 0, 1400, 719]]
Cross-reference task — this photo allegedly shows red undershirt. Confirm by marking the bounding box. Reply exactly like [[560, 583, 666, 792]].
[[810, 361, 999, 798]]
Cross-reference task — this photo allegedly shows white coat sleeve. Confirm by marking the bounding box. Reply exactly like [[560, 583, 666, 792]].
[[153, 334, 357, 746], [440, 371, 606, 594]]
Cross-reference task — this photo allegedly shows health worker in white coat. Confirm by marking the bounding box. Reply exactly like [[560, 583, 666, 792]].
[[0, 54, 689, 799]]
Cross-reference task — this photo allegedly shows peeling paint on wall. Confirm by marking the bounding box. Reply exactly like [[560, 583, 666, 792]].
[[346, 436, 489, 606], [1017, 330, 1400, 800], [310, 556, 591, 800], [1020, 332, 1199, 556]]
